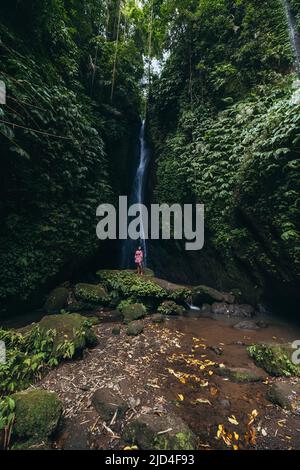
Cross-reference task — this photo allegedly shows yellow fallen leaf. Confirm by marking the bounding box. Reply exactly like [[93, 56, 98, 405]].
[[234, 432, 239, 441], [217, 424, 224, 439], [233, 445, 239, 451], [208, 370, 214, 376], [228, 415, 239, 426], [178, 394, 184, 401], [210, 386, 218, 396], [124, 446, 139, 451], [195, 398, 212, 405]]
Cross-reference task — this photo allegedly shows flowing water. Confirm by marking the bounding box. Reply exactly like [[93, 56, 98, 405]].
[[282, 0, 300, 76], [121, 120, 150, 268]]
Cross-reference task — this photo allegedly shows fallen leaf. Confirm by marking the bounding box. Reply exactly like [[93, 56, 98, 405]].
[[228, 415, 239, 426], [178, 394, 184, 401]]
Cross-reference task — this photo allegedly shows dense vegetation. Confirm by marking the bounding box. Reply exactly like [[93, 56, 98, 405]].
[[148, 0, 300, 308], [0, 0, 147, 314]]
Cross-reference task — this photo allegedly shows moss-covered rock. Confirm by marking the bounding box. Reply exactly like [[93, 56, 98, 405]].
[[122, 303, 147, 324], [192, 285, 235, 305], [217, 366, 265, 383], [11, 438, 51, 450], [12, 390, 62, 440], [158, 300, 185, 316], [39, 313, 98, 354], [267, 381, 300, 413], [96, 270, 167, 304], [123, 414, 197, 450], [126, 322, 144, 336], [152, 313, 165, 324], [92, 389, 129, 421], [248, 343, 300, 377], [151, 278, 192, 301], [44, 287, 69, 313], [74, 283, 109, 305]]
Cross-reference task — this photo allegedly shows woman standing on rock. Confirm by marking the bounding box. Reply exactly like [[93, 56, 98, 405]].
[[135, 246, 144, 275]]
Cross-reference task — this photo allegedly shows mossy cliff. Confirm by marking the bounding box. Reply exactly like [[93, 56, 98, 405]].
[[148, 0, 300, 311], [0, 1, 143, 316]]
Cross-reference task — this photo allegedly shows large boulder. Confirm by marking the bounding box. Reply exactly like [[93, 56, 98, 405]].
[[38, 313, 98, 355], [192, 285, 235, 305], [96, 271, 167, 304], [12, 390, 62, 440], [151, 278, 191, 301], [122, 303, 147, 324], [212, 302, 254, 318], [267, 382, 300, 414], [123, 414, 197, 450], [44, 287, 69, 313], [248, 343, 300, 377], [234, 320, 262, 331], [74, 283, 109, 305], [126, 322, 144, 337], [217, 366, 265, 383], [92, 389, 129, 422]]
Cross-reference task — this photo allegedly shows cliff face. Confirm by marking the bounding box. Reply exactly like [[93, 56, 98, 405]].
[[0, 2, 142, 315], [148, 0, 300, 313]]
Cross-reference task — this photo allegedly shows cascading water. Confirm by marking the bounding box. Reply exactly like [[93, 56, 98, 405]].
[[121, 120, 150, 268], [282, 0, 300, 76]]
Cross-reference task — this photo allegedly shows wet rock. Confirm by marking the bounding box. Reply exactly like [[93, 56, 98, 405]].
[[123, 414, 197, 450], [220, 399, 231, 410], [44, 287, 69, 313], [152, 313, 164, 323], [202, 303, 212, 315], [151, 278, 191, 301], [234, 320, 261, 331], [12, 390, 62, 441], [74, 283, 109, 305], [267, 382, 300, 414], [158, 300, 185, 316], [126, 322, 144, 337], [96, 310, 124, 323], [248, 343, 300, 377], [217, 366, 265, 383], [65, 301, 96, 313], [123, 303, 147, 324], [210, 345, 223, 356], [192, 285, 235, 305], [212, 302, 254, 318], [92, 389, 128, 422], [112, 326, 121, 336], [39, 313, 98, 355]]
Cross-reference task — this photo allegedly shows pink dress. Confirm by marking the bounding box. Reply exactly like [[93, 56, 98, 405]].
[[135, 250, 143, 265]]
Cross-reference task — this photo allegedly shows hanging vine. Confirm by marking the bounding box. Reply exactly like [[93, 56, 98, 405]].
[[110, 0, 122, 102]]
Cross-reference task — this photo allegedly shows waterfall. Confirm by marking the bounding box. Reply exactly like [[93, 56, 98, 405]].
[[282, 0, 300, 76], [121, 120, 150, 268]]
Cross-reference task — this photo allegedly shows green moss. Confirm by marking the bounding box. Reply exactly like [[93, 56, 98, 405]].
[[74, 283, 109, 305], [122, 303, 147, 324], [123, 415, 196, 450], [12, 390, 62, 440], [44, 287, 69, 313], [154, 431, 196, 451], [96, 270, 167, 303], [248, 343, 300, 377], [39, 313, 98, 354], [158, 301, 185, 316]]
